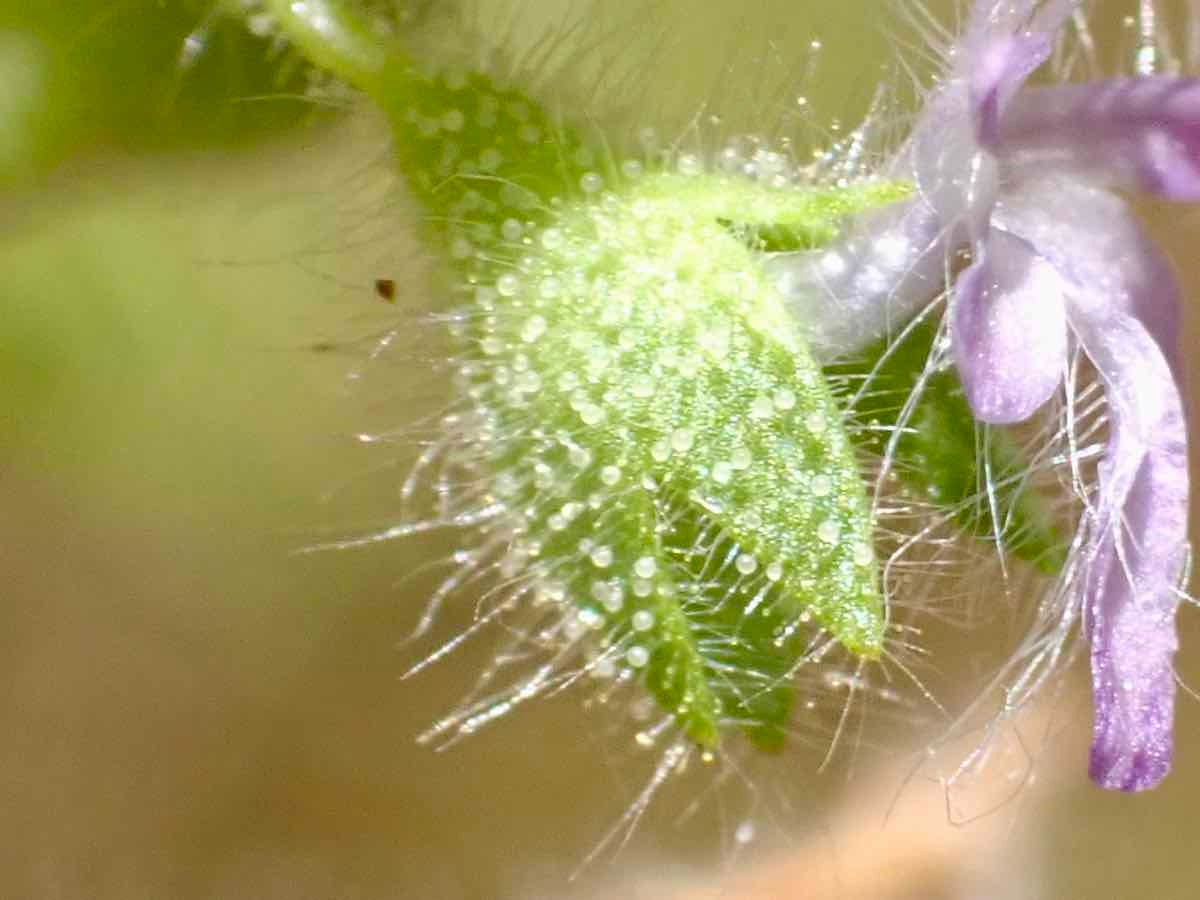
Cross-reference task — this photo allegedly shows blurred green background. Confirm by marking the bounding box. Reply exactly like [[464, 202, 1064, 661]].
[[2, 1, 1199, 898]]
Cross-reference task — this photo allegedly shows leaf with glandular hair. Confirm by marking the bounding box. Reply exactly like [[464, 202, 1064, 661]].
[[456, 176, 892, 748], [372, 55, 900, 747], [260, 0, 1061, 754]]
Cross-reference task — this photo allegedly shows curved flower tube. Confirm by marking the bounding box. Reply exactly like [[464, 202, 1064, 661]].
[[771, 0, 1194, 791]]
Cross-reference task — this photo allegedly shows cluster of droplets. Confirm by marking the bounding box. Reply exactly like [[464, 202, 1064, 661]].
[[382, 61, 904, 752], [470, 184, 884, 636]]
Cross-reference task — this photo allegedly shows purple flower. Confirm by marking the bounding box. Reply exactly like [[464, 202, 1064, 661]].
[[772, 1, 1193, 791]]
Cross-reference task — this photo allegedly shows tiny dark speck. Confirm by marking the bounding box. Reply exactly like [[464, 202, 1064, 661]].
[[375, 278, 396, 302]]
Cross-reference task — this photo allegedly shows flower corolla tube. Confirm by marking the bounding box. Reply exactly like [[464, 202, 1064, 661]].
[[769, 0, 1195, 791]]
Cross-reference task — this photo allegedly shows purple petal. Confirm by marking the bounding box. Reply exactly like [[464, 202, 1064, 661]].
[[764, 198, 953, 359], [963, 0, 1074, 43], [997, 177, 1189, 791], [1072, 310, 1189, 791], [909, 94, 992, 235], [969, 33, 1052, 146], [1000, 78, 1200, 200], [960, 0, 1077, 144], [904, 2, 1063, 242], [994, 178, 1183, 365], [872, 2, 1191, 792], [952, 229, 1067, 424]]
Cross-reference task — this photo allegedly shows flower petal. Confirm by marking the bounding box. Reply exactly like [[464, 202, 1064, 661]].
[[764, 198, 951, 360], [997, 176, 1189, 791], [952, 229, 1067, 424], [960, 0, 1077, 144], [1001, 78, 1200, 200], [963, 0, 1074, 46], [1072, 309, 1189, 791], [903, 2, 1065, 247], [994, 177, 1183, 368], [969, 32, 1052, 146]]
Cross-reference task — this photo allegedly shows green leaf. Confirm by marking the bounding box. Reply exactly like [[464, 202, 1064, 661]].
[[832, 319, 1068, 575], [373, 59, 895, 750]]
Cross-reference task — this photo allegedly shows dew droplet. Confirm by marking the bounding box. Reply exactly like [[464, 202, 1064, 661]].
[[479, 147, 503, 171], [734, 820, 756, 845], [750, 395, 774, 419], [817, 519, 840, 544], [731, 448, 753, 470], [631, 375, 655, 399], [579, 403, 604, 426], [493, 471, 519, 497], [521, 314, 547, 343], [632, 610, 655, 632], [600, 465, 622, 486], [501, 218, 523, 241], [670, 428, 694, 453], [676, 153, 703, 176], [602, 585, 624, 613], [634, 556, 657, 578], [564, 616, 587, 640], [626, 645, 650, 668], [496, 273, 520, 297]]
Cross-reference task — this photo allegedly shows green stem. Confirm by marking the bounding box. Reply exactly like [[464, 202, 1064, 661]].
[[263, 0, 392, 95]]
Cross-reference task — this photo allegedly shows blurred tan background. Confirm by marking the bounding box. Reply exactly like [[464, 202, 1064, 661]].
[[2, 1, 1199, 897]]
